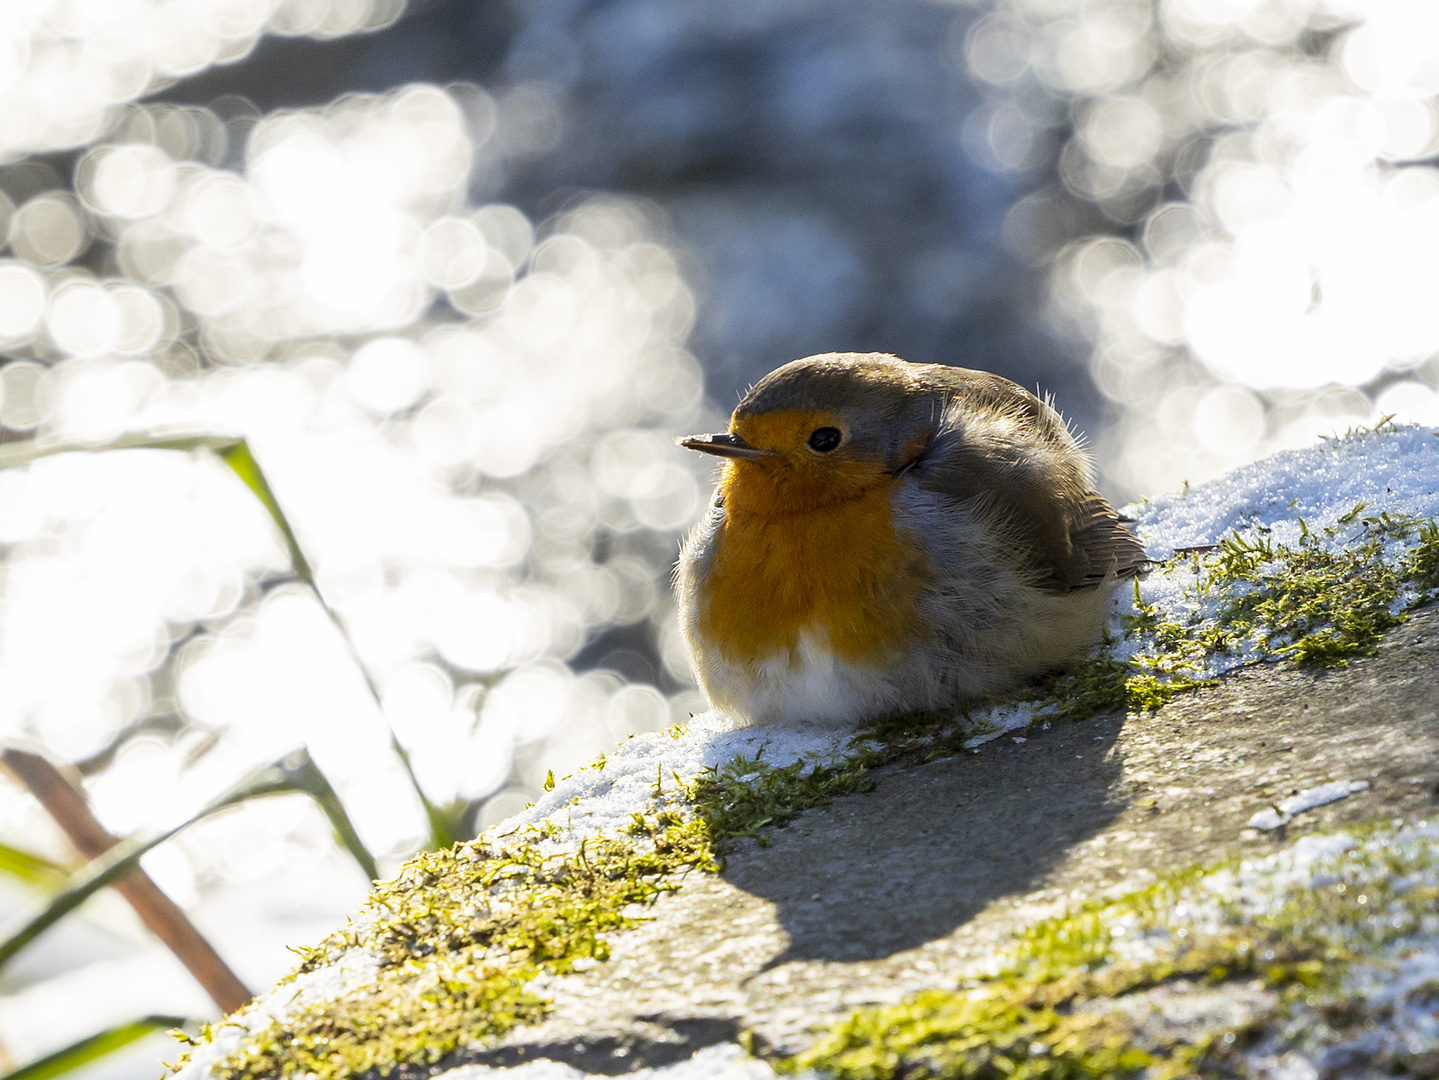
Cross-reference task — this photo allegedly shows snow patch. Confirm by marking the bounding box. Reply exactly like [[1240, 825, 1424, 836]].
[[173, 951, 382, 1079], [1247, 780, 1371, 831], [435, 1043, 785, 1080]]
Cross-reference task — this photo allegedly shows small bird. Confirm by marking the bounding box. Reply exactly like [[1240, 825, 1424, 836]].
[[674, 352, 1145, 726]]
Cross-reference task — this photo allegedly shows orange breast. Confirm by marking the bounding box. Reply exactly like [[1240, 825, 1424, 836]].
[[697, 463, 930, 668]]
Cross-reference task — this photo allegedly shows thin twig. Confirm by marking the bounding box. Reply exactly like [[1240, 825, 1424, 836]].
[[0, 746, 252, 1013]]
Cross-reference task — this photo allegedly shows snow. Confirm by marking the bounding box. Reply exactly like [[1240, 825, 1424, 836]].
[[1130, 425, 1439, 559], [439, 1044, 785, 1080], [1247, 780, 1371, 831], [1072, 822, 1439, 1075], [1231, 822, 1439, 1075], [1096, 425, 1439, 685], [173, 951, 383, 1079], [495, 711, 844, 843]]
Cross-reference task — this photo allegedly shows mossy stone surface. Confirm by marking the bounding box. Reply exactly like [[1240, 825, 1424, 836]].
[[168, 443, 1439, 1080], [431, 605, 1439, 1072], [173, 609, 1439, 1079]]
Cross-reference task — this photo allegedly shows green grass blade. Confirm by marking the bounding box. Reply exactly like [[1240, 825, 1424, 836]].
[[284, 757, 381, 883], [0, 433, 238, 472], [0, 431, 453, 852], [0, 841, 68, 890], [212, 439, 314, 583], [209, 749, 379, 882], [0, 748, 381, 968], [204, 440, 450, 847], [202, 438, 451, 847], [0, 433, 309, 582], [0, 824, 186, 968], [0, 1016, 190, 1080]]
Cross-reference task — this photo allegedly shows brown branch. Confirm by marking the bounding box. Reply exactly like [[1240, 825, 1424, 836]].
[[0, 745, 252, 1014]]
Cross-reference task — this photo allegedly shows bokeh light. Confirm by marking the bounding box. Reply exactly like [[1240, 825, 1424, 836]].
[[982, 0, 1439, 494], [0, 0, 405, 161], [0, 30, 711, 1059], [6, 0, 1439, 1070]]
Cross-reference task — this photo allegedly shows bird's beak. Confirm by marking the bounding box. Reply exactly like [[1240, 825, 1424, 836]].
[[676, 432, 771, 460]]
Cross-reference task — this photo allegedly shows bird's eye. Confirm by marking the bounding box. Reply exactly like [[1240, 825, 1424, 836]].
[[807, 427, 842, 453]]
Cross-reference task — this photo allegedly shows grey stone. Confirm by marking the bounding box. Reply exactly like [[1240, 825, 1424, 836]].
[[471, 605, 1439, 1069]]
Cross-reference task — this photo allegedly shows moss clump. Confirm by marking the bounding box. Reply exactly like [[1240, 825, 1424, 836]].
[[1023, 647, 1215, 725], [206, 827, 717, 1080], [653, 724, 960, 858], [1008, 504, 1439, 724], [1185, 505, 1439, 669], [785, 824, 1439, 1080], [1205, 521, 1406, 668], [682, 753, 878, 851], [786, 836, 1368, 1078], [782, 926, 1299, 1080], [1403, 519, 1439, 594], [784, 990, 1156, 1080], [194, 733, 939, 1080]]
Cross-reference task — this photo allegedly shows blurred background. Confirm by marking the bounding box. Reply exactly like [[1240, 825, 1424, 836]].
[[2, 0, 1439, 1075]]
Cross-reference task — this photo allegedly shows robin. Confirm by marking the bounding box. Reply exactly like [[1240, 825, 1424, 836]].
[[674, 352, 1145, 726]]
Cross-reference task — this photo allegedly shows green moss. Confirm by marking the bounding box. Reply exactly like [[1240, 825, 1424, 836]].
[[1022, 646, 1216, 725], [781, 926, 1290, 1080], [681, 753, 877, 852], [794, 822, 1439, 1075], [1007, 503, 1439, 723], [206, 827, 718, 1080], [785, 824, 1439, 1080], [189, 725, 951, 1080], [783, 989, 1156, 1080], [1209, 524, 1408, 668], [665, 725, 967, 858], [1404, 519, 1439, 594]]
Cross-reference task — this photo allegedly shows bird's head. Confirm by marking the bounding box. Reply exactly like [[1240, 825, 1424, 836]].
[[678, 353, 938, 515]]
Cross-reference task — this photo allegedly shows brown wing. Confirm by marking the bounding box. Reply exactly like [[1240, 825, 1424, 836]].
[[907, 364, 1148, 594], [1043, 491, 1148, 592]]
